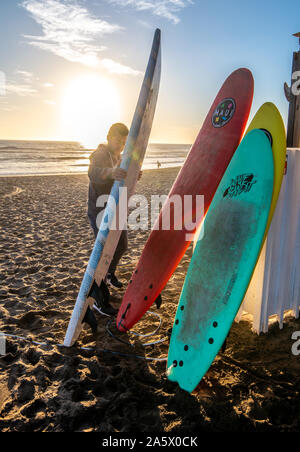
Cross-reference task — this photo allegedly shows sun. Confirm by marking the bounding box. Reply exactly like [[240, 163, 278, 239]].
[[61, 75, 121, 148]]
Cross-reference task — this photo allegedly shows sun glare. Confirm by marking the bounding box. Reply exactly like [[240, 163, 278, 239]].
[[61, 75, 121, 148]]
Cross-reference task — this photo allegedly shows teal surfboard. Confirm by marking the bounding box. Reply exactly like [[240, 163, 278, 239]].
[[167, 129, 274, 393]]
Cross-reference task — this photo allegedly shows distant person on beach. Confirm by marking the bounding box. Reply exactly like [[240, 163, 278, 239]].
[[88, 123, 131, 316], [157, 160, 161, 169]]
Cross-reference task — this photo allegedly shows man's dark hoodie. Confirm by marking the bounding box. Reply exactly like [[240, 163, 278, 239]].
[[88, 144, 120, 224]]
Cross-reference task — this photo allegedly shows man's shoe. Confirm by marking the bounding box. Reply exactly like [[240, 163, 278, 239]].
[[89, 280, 117, 317], [93, 299, 117, 317], [106, 272, 123, 289]]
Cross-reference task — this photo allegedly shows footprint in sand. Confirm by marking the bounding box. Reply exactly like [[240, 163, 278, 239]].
[[3, 187, 25, 198], [17, 311, 44, 330]]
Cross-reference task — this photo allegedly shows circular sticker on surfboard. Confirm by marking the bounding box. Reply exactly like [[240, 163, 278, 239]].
[[212, 98, 236, 128]]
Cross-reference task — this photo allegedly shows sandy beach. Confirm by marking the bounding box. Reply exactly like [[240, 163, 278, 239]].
[[0, 167, 300, 432]]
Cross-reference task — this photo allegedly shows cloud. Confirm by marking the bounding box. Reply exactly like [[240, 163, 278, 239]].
[[0, 105, 20, 112], [137, 19, 153, 29], [44, 99, 56, 105], [107, 0, 193, 24], [15, 70, 35, 82], [0, 71, 6, 96], [21, 0, 142, 75], [2, 70, 39, 97], [5, 82, 37, 97], [100, 58, 142, 76], [0, 71, 35, 99], [21, 0, 123, 67]]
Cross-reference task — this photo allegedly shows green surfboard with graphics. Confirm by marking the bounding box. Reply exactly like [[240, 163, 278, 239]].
[[167, 129, 274, 393]]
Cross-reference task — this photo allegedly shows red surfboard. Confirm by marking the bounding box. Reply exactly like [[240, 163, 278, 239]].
[[117, 68, 254, 332]]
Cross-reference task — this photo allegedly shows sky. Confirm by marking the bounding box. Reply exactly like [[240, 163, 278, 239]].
[[0, 0, 299, 147]]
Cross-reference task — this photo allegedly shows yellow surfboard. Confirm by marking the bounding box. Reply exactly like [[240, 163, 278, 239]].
[[192, 102, 286, 335], [194, 102, 286, 248], [235, 103, 286, 324], [245, 102, 286, 239]]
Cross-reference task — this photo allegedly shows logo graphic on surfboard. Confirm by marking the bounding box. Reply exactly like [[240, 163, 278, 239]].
[[212, 98, 236, 128], [223, 173, 257, 198]]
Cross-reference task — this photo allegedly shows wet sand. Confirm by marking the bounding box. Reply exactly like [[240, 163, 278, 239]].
[[0, 168, 300, 432]]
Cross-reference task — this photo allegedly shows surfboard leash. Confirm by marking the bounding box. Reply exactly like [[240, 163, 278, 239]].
[[106, 310, 168, 347], [0, 328, 168, 363]]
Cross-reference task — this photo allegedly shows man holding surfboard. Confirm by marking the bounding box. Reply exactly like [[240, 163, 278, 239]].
[[64, 29, 161, 346], [88, 123, 129, 314]]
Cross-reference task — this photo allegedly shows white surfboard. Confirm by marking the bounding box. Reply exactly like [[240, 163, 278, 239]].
[[64, 29, 161, 347]]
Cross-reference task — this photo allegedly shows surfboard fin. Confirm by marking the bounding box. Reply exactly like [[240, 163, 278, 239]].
[[221, 339, 227, 353], [155, 294, 162, 309], [82, 307, 97, 334]]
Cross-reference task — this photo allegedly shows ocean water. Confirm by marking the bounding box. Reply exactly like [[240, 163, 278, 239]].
[[0, 141, 190, 177]]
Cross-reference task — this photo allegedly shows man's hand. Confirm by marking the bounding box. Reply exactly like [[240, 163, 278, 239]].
[[111, 167, 127, 180]]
